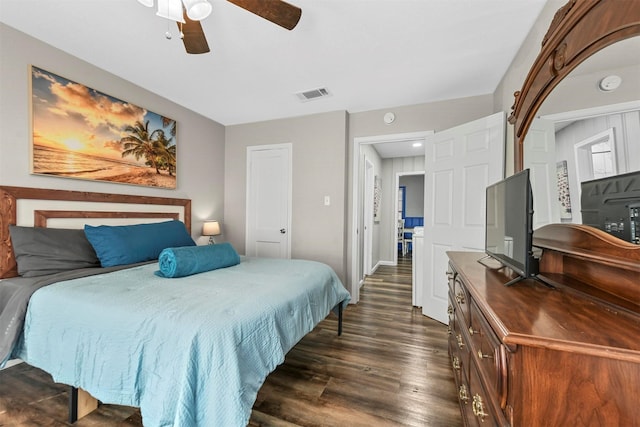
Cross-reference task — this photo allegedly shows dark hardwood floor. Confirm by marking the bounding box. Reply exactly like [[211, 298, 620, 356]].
[[0, 254, 462, 426]]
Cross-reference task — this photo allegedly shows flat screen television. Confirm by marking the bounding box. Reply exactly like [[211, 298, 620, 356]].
[[484, 169, 538, 286], [580, 170, 640, 244]]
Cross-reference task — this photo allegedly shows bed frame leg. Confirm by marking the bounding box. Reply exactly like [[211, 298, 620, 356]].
[[69, 386, 98, 423], [338, 302, 343, 336], [69, 386, 79, 423]]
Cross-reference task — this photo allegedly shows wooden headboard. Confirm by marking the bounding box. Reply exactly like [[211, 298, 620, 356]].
[[0, 186, 191, 279]]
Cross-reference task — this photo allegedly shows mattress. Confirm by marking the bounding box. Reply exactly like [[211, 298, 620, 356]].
[[11, 257, 350, 426]]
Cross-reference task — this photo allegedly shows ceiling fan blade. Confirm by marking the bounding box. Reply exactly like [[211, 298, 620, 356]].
[[227, 0, 301, 30], [179, 12, 210, 54]]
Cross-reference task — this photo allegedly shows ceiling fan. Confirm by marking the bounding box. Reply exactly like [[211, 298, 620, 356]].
[[138, 0, 302, 54]]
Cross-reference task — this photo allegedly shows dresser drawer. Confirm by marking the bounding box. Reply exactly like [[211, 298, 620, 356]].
[[469, 299, 507, 407], [468, 362, 508, 426], [449, 297, 470, 382], [453, 276, 470, 327]]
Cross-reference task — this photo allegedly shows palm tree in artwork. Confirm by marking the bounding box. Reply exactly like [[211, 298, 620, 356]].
[[152, 132, 177, 176], [120, 120, 166, 174]]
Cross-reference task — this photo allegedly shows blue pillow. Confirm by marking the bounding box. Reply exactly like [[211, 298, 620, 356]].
[[84, 220, 195, 267], [155, 243, 241, 278]]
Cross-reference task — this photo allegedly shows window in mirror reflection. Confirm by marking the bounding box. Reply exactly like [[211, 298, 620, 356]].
[[590, 141, 615, 179], [574, 128, 617, 184]]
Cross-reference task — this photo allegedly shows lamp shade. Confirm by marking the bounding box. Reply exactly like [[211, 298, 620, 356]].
[[202, 220, 221, 236], [183, 0, 212, 20]]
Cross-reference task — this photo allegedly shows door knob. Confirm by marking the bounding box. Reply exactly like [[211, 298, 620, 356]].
[[280, 228, 286, 234]]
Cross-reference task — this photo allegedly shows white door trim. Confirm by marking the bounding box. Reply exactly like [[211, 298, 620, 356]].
[[351, 131, 433, 304], [246, 143, 292, 258]]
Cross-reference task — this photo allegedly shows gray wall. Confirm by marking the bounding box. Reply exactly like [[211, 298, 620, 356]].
[[0, 24, 226, 242], [493, 0, 567, 176], [224, 111, 349, 281], [400, 174, 425, 217]]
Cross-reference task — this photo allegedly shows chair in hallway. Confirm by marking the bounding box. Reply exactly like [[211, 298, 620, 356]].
[[398, 218, 407, 256]]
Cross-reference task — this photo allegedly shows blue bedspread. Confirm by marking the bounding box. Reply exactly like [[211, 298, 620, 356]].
[[13, 257, 350, 426]]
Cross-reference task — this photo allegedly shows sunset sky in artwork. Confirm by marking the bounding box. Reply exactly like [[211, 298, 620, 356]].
[[31, 66, 173, 165]]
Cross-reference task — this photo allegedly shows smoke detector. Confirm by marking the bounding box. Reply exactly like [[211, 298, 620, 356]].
[[598, 75, 622, 92], [295, 87, 332, 102]]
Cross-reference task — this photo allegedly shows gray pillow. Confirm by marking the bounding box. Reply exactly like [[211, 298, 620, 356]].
[[9, 225, 101, 277]]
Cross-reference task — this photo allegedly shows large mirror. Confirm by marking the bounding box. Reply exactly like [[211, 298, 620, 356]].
[[525, 37, 640, 230], [510, 0, 640, 244]]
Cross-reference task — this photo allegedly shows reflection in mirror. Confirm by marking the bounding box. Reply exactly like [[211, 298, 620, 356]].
[[524, 37, 640, 239]]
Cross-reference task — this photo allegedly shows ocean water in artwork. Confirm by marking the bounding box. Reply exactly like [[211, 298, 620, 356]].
[[32, 144, 175, 188], [33, 144, 140, 177]]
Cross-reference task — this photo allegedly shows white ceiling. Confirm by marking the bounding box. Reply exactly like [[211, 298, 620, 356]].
[[0, 0, 549, 131]]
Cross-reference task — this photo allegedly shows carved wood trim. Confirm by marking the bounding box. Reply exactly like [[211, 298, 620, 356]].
[[533, 223, 640, 264], [508, 0, 640, 171], [533, 223, 640, 312], [0, 186, 192, 279]]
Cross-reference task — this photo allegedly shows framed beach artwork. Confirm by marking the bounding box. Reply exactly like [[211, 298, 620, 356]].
[[30, 66, 177, 189]]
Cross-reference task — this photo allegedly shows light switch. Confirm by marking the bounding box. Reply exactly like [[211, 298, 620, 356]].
[[324, 196, 330, 206]]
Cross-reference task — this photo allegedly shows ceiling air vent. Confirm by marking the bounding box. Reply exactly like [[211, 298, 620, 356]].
[[295, 87, 332, 102]]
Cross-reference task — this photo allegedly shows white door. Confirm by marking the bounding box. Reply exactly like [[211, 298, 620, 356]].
[[246, 144, 292, 258], [363, 158, 374, 275], [525, 118, 561, 228], [423, 112, 505, 324]]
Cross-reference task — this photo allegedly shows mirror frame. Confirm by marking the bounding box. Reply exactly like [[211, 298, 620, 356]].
[[508, 0, 640, 172]]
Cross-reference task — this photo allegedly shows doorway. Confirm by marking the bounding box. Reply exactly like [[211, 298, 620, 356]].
[[395, 172, 425, 266], [351, 131, 432, 304]]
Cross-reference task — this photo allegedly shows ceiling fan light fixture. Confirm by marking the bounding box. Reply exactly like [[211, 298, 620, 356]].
[[183, 0, 212, 21], [156, 0, 185, 23]]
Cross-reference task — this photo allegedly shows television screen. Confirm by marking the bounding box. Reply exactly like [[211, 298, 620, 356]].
[[485, 169, 536, 282]]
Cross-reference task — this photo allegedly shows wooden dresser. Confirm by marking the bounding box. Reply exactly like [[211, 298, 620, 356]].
[[447, 224, 640, 426]]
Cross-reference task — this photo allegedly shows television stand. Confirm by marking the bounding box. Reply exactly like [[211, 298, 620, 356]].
[[476, 255, 505, 270], [476, 255, 539, 286], [502, 274, 524, 287]]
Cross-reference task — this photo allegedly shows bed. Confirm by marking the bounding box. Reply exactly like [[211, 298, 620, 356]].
[[0, 186, 350, 426]]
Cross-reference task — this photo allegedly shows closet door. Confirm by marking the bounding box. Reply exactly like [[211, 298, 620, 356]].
[[246, 144, 292, 258]]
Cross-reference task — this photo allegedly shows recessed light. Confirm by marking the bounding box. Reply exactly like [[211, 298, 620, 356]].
[[598, 75, 622, 92], [412, 142, 422, 147]]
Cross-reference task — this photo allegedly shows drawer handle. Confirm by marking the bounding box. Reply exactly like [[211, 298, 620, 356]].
[[447, 304, 453, 315], [468, 326, 479, 335], [459, 385, 469, 403], [477, 349, 494, 360], [452, 356, 461, 371], [472, 394, 489, 421], [456, 334, 465, 349], [455, 291, 465, 305]]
